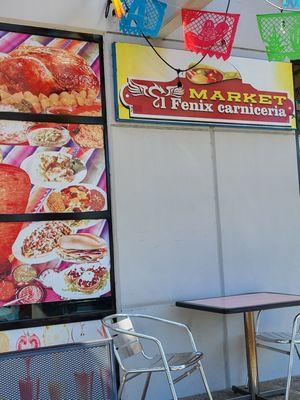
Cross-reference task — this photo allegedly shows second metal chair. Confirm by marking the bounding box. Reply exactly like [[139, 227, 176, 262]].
[[256, 310, 300, 400]]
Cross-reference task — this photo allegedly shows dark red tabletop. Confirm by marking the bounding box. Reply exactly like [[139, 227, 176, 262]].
[[176, 292, 300, 314]]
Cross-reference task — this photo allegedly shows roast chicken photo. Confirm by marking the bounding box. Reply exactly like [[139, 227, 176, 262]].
[[0, 45, 101, 114]]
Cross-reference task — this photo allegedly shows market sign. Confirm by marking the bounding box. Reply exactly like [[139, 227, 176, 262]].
[[113, 42, 296, 129]]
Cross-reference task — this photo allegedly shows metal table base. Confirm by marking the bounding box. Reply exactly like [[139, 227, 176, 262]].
[[231, 385, 286, 400], [230, 312, 286, 400]]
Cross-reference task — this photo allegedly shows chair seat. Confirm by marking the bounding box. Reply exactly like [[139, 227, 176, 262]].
[[256, 331, 300, 344], [148, 351, 203, 372]]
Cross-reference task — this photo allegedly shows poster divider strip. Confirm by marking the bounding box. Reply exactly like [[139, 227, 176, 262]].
[[0, 210, 110, 222], [0, 112, 104, 124]]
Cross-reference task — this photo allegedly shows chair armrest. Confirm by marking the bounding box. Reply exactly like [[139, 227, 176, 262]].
[[291, 313, 300, 340], [261, 312, 300, 342], [255, 310, 264, 334], [128, 314, 198, 352], [106, 325, 170, 370], [102, 320, 159, 344], [256, 311, 300, 341]]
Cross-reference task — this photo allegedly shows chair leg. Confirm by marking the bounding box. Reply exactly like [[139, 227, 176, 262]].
[[140, 372, 152, 400], [197, 361, 213, 400], [118, 373, 127, 400], [164, 368, 178, 400], [285, 343, 295, 400]]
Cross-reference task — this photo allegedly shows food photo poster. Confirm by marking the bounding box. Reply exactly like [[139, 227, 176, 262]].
[[0, 26, 114, 310], [0, 219, 111, 307], [0, 30, 102, 116], [0, 123, 107, 215]]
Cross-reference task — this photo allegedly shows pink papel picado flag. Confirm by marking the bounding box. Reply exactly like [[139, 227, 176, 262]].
[[182, 9, 240, 60]]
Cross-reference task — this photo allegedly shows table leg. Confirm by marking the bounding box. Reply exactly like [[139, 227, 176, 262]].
[[231, 312, 284, 400], [244, 311, 259, 400]]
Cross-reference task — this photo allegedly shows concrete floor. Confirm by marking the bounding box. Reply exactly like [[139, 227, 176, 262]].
[[183, 377, 300, 399]]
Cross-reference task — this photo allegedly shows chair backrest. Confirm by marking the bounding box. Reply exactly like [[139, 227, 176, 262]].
[[103, 315, 143, 359]]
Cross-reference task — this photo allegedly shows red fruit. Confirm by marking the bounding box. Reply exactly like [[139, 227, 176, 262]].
[[205, 69, 224, 83]]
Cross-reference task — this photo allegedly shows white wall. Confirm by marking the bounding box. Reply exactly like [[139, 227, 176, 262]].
[[108, 124, 300, 398], [108, 124, 227, 397], [1, 0, 300, 398], [214, 128, 300, 386]]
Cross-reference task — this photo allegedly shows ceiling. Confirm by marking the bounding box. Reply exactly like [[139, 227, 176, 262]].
[[0, 0, 288, 50]]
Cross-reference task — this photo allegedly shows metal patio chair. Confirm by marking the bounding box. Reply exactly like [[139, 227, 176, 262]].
[[255, 310, 300, 400], [102, 313, 213, 400]]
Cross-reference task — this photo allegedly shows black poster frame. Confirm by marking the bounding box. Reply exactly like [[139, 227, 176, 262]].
[[0, 22, 116, 330]]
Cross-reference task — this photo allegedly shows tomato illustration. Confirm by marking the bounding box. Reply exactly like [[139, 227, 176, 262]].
[[16, 332, 41, 351]]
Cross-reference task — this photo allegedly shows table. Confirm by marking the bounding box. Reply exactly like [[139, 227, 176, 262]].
[[176, 292, 300, 400]]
